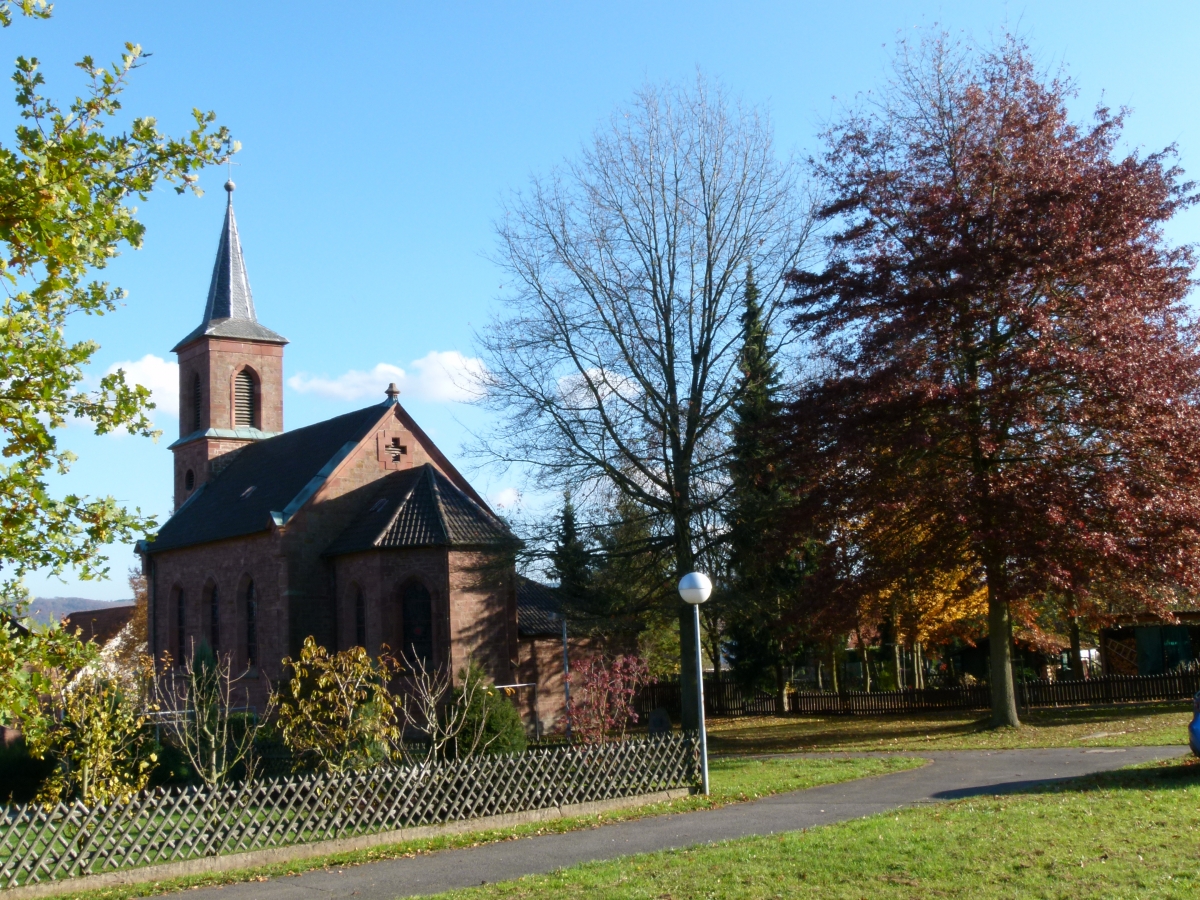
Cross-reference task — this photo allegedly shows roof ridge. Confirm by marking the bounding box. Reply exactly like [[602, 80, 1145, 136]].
[[424, 464, 452, 545], [371, 474, 423, 549]]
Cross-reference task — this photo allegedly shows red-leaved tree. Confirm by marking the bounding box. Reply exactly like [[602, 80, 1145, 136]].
[[564, 654, 653, 744], [785, 33, 1200, 727]]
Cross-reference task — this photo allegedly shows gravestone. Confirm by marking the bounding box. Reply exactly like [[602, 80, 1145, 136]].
[[647, 707, 672, 735]]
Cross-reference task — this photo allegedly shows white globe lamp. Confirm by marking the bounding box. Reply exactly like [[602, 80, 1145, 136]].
[[678, 572, 713, 605]]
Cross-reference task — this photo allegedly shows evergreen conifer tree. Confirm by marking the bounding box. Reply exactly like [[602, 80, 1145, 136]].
[[726, 267, 804, 710], [549, 493, 592, 606]]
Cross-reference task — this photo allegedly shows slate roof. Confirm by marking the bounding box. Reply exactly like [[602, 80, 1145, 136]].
[[147, 403, 388, 553], [515, 576, 562, 637], [324, 464, 515, 556], [173, 183, 287, 351]]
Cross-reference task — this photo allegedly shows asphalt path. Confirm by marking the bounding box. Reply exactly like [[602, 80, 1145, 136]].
[[170, 745, 1185, 900]]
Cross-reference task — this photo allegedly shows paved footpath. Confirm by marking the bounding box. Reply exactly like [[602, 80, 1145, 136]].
[[172, 746, 1185, 900]]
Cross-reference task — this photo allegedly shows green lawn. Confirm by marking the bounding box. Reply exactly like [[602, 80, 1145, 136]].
[[45, 755, 921, 900], [434, 756, 1200, 900], [706, 701, 1193, 754]]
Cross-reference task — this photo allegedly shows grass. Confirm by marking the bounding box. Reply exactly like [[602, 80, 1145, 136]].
[[433, 755, 1200, 900], [36, 754, 922, 900], [706, 701, 1194, 755]]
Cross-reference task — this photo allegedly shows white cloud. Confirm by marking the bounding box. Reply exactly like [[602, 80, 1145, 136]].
[[288, 351, 485, 404], [107, 354, 179, 419], [557, 367, 640, 409]]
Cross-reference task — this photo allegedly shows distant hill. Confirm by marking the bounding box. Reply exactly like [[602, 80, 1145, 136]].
[[25, 597, 134, 626]]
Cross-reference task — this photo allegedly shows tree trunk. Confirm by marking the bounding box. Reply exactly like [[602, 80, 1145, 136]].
[[773, 661, 786, 716], [987, 592, 1020, 727], [1068, 615, 1084, 680], [859, 643, 872, 693]]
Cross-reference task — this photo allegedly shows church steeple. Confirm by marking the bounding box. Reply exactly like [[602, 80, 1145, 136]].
[[169, 180, 288, 510], [204, 180, 256, 322], [172, 181, 288, 351]]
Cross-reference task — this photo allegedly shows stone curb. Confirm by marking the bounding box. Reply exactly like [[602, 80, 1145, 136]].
[[2, 789, 691, 900]]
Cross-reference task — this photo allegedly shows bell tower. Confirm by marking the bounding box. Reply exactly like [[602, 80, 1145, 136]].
[[170, 180, 288, 510]]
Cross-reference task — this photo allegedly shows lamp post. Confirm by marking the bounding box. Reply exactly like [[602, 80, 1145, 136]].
[[678, 571, 712, 795]]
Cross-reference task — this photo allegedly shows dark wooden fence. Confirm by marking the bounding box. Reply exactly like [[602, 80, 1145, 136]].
[[638, 671, 1200, 719]]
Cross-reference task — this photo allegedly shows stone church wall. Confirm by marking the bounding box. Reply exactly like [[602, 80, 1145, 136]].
[[447, 550, 518, 686], [516, 635, 597, 735], [331, 548, 450, 662], [147, 531, 284, 712]]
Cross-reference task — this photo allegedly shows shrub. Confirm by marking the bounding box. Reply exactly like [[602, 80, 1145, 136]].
[[565, 654, 652, 743], [274, 637, 404, 773], [454, 661, 527, 757]]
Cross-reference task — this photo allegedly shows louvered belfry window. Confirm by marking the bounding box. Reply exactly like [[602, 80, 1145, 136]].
[[234, 369, 257, 428], [192, 374, 202, 432]]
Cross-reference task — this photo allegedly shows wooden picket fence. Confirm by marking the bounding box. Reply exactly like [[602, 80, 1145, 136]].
[[638, 671, 1200, 719], [0, 734, 697, 889]]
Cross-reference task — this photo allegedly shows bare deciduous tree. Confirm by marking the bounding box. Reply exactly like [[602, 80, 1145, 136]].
[[157, 643, 270, 786], [400, 654, 500, 761], [476, 76, 816, 727]]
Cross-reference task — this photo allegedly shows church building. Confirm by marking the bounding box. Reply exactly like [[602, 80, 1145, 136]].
[[139, 181, 565, 724]]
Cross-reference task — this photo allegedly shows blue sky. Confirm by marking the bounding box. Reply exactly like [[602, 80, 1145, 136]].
[[18, 1, 1200, 600]]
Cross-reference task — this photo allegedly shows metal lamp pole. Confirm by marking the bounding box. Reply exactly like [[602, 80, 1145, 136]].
[[678, 572, 712, 795]]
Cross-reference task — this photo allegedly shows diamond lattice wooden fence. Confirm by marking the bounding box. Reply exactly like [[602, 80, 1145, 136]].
[[0, 734, 697, 889]]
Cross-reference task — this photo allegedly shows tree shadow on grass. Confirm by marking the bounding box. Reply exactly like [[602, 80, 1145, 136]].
[[1036, 755, 1200, 794], [708, 715, 990, 753], [930, 754, 1200, 801], [1022, 701, 1191, 726], [705, 701, 1192, 754]]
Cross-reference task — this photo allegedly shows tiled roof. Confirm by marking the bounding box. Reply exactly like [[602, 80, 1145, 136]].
[[62, 606, 135, 645], [147, 403, 388, 553], [516, 576, 562, 637], [172, 184, 286, 351], [324, 464, 514, 556]]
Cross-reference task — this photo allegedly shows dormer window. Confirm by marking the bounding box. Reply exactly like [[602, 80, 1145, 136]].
[[235, 369, 258, 429]]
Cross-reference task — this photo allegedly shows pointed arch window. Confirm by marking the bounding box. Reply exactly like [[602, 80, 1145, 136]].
[[354, 586, 366, 648], [176, 589, 186, 662], [401, 581, 433, 667], [245, 580, 258, 668], [192, 373, 202, 432], [209, 585, 220, 651], [234, 370, 257, 429]]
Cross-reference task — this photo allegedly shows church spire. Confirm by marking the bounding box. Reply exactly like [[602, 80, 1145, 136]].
[[203, 180, 256, 323], [172, 180, 288, 351]]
